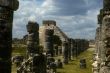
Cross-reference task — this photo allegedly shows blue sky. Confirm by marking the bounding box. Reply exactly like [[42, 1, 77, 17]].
[[13, 0, 103, 39]]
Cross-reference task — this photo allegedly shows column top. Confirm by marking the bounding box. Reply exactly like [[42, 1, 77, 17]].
[[0, 0, 19, 11], [103, 0, 110, 9]]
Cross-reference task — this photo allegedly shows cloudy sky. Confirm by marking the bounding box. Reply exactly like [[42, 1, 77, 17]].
[[13, 0, 103, 39]]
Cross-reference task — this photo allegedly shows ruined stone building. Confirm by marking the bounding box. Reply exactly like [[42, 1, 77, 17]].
[[39, 20, 89, 58], [39, 20, 69, 52]]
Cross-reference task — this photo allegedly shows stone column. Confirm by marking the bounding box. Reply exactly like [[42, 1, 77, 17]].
[[68, 39, 72, 60], [99, 14, 110, 73], [62, 41, 68, 64], [26, 21, 47, 73], [58, 46, 62, 55], [32, 54, 47, 73], [80, 39, 83, 52], [103, 0, 110, 9], [100, 0, 110, 62], [54, 45, 58, 56], [0, 0, 19, 73], [94, 0, 110, 73], [102, 15, 110, 61], [71, 39, 75, 58], [26, 21, 39, 57], [74, 39, 77, 58], [74, 39, 79, 57], [44, 29, 54, 57], [95, 28, 99, 54]]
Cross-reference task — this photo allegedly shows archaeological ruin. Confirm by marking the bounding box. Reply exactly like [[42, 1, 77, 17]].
[[93, 0, 110, 73], [1, 0, 109, 73]]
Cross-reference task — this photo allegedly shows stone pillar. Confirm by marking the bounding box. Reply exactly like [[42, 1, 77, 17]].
[[99, 14, 110, 73], [77, 40, 81, 55], [32, 54, 47, 73], [74, 39, 77, 57], [44, 29, 54, 57], [97, 10, 103, 62], [94, 0, 110, 73], [62, 41, 68, 64], [26, 21, 39, 57], [74, 39, 80, 57], [68, 39, 72, 60], [95, 27, 100, 54], [80, 39, 83, 52], [26, 21, 47, 73], [58, 46, 62, 55], [100, 0, 110, 62], [92, 27, 101, 73], [54, 45, 58, 56], [93, 7, 103, 73], [101, 15, 110, 61], [71, 39, 75, 58], [103, 0, 110, 9], [0, 0, 19, 73]]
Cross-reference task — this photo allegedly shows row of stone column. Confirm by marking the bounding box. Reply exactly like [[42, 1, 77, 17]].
[[62, 39, 89, 64], [70, 39, 89, 58]]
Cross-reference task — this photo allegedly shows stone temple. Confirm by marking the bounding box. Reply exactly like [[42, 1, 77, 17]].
[[39, 20, 69, 53]]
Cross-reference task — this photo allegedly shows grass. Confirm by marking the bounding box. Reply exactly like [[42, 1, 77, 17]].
[[12, 47, 26, 56], [12, 47, 26, 73], [56, 49, 93, 73], [12, 47, 94, 73]]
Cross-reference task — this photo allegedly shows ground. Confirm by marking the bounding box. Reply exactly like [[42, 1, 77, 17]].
[[12, 46, 94, 73], [57, 48, 93, 73]]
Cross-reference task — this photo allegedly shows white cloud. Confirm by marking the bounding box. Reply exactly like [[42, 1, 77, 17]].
[[13, 0, 102, 39]]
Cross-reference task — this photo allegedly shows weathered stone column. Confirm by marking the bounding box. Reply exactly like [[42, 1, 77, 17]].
[[74, 39, 80, 57], [26, 21, 47, 73], [100, 0, 110, 63], [32, 53, 47, 73], [44, 29, 54, 57], [62, 41, 68, 64], [99, 15, 110, 73], [26, 21, 39, 57], [103, 0, 110, 10], [0, 0, 19, 73], [74, 39, 77, 58], [54, 45, 58, 56], [68, 38, 72, 60], [58, 46, 62, 55], [94, 0, 110, 73], [71, 39, 75, 58], [92, 8, 103, 73], [80, 40, 83, 52], [95, 27, 99, 54]]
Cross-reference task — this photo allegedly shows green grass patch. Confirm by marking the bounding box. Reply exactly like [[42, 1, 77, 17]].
[[57, 49, 93, 73], [12, 47, 26, 56], [12, 47, 93, 73]]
